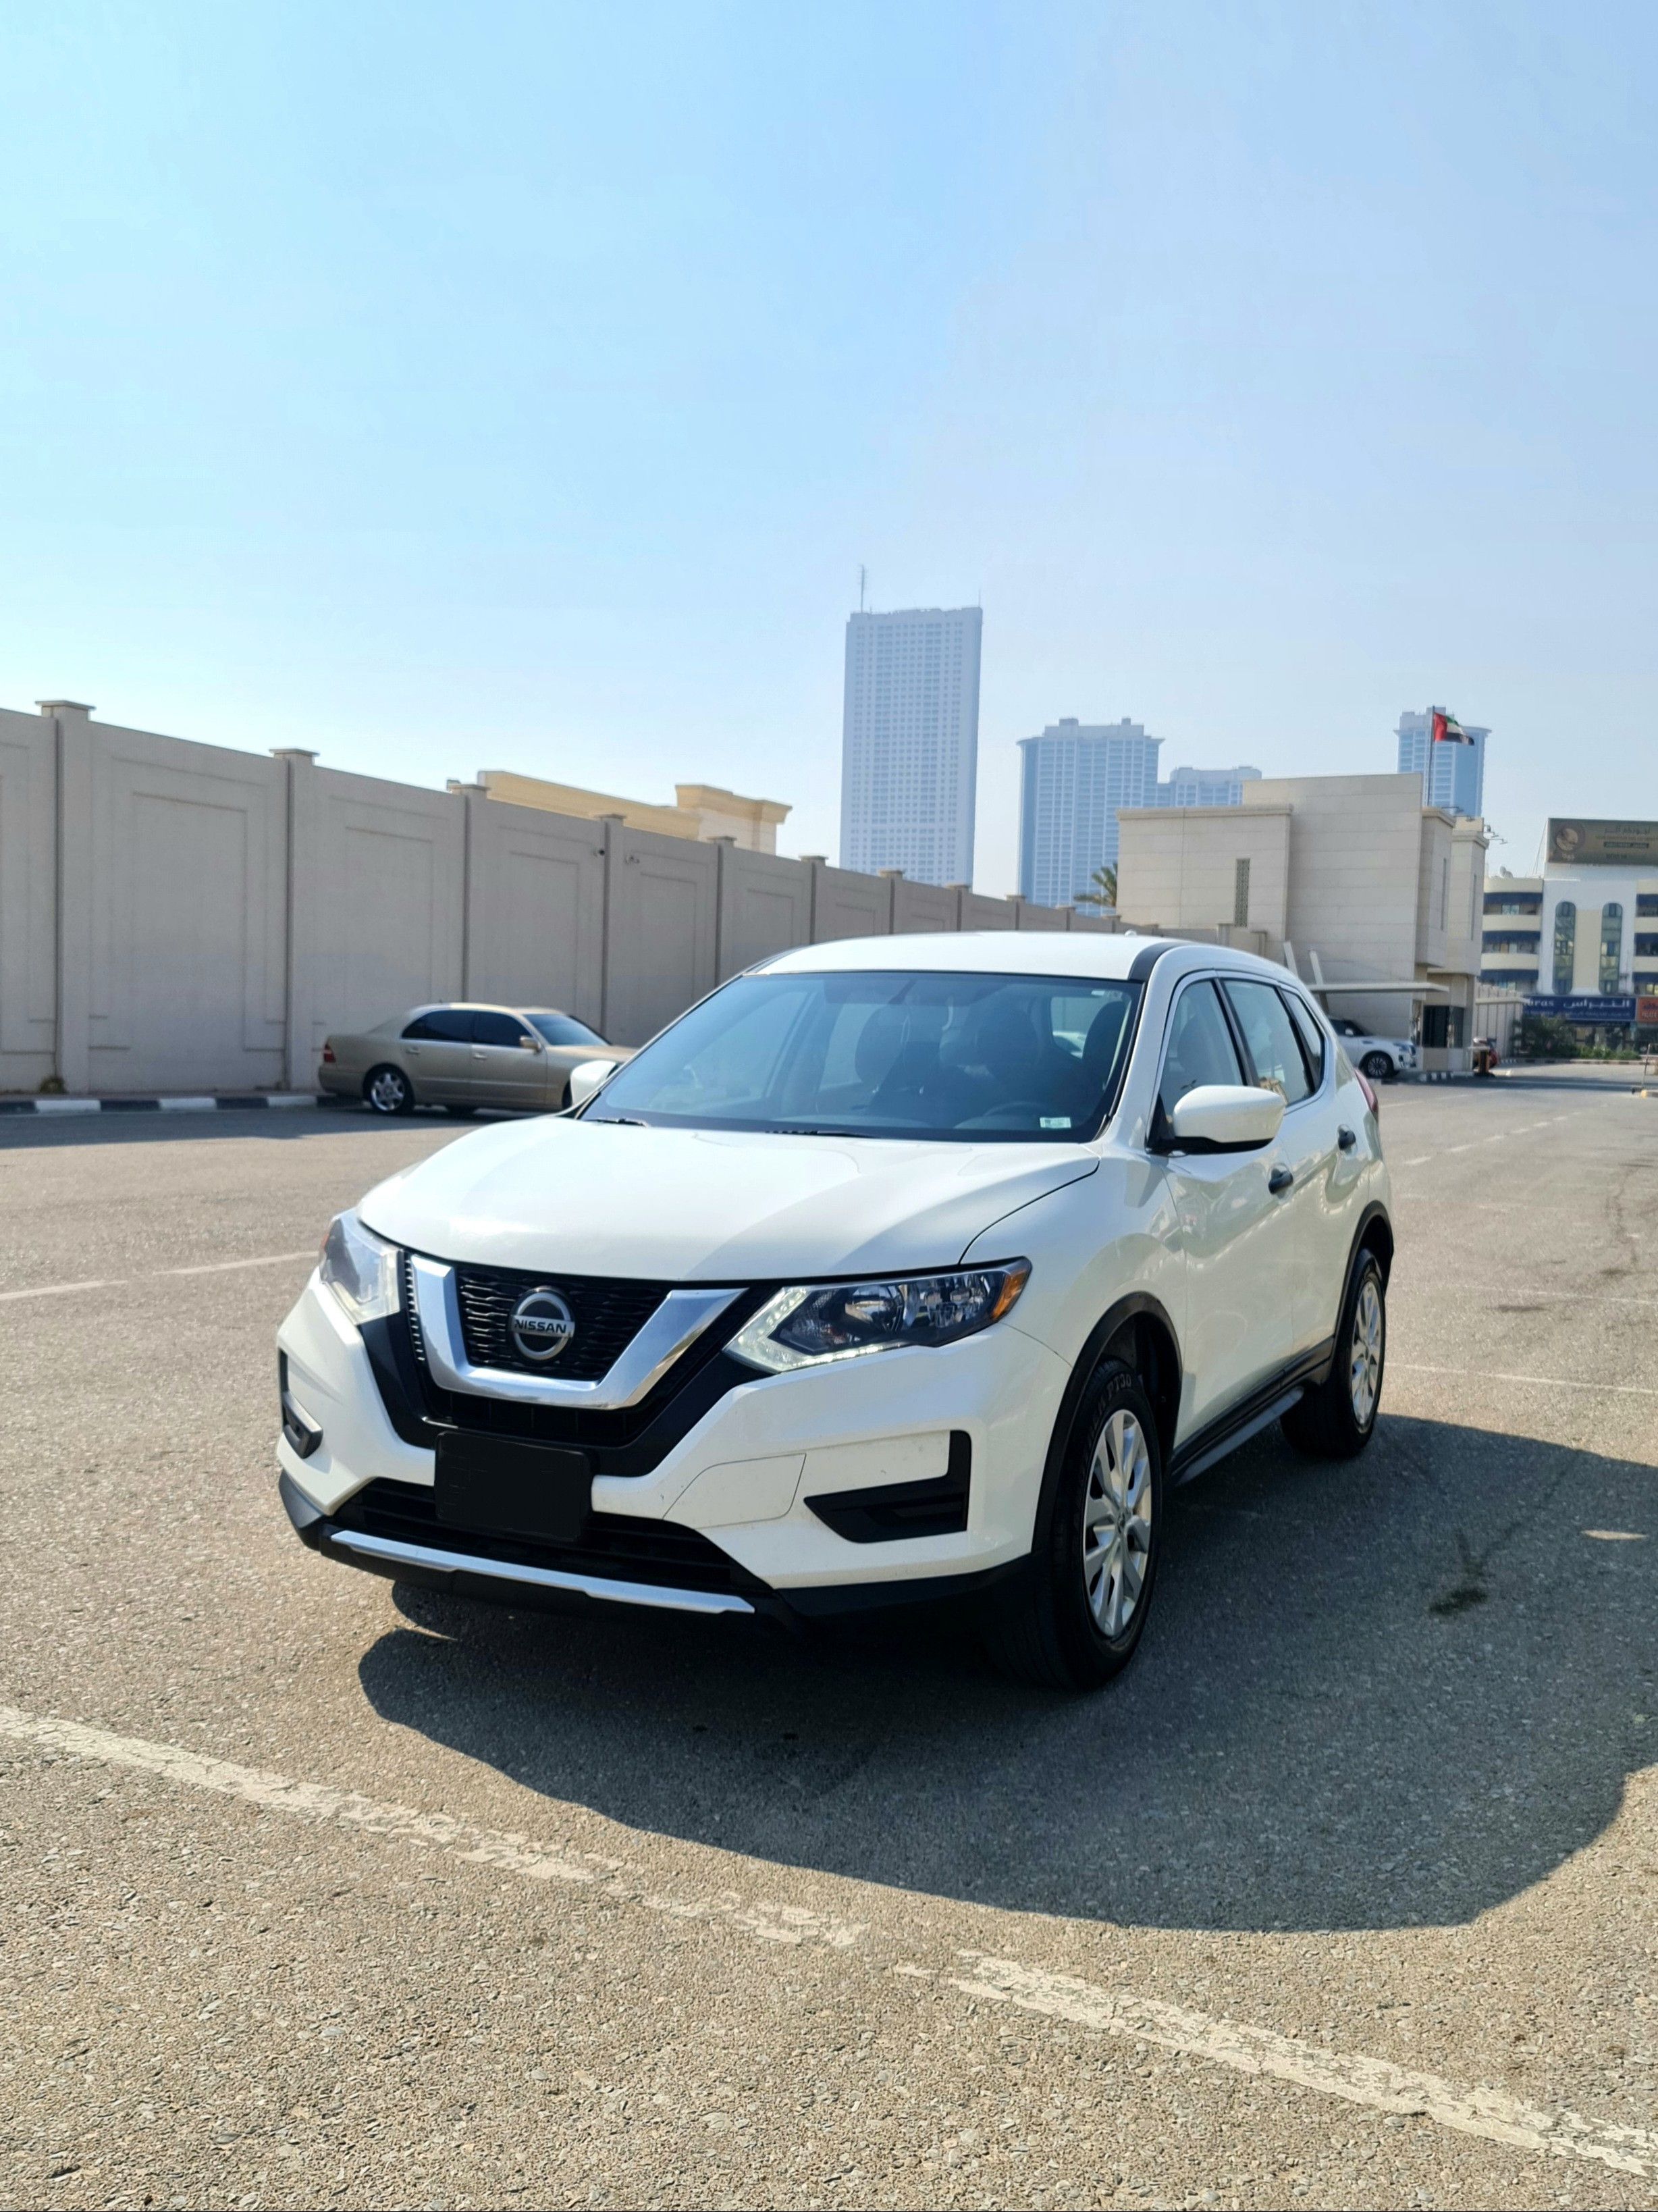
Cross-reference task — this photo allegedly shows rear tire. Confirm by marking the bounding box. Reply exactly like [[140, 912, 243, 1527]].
[[1360, 1051, 1392, 1081], [986, 1359, 1163, 1691], [1282, 1250, 1385, 1460], [363, 1063, 415, 1117]]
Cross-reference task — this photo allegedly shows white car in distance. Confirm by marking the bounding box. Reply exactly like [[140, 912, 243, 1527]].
[[277, 934, 1392, 1691], [1329, 1017, 1417, 1082]]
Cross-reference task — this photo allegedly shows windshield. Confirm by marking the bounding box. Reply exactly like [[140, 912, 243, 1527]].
[[584, 970, 1141, 1141], [527, 1012, 607, 1049]]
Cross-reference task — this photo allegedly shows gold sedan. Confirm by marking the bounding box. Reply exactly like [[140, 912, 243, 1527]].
[[317, 1003, 633, 1116]]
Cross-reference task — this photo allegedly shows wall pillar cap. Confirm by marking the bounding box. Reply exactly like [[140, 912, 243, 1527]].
[[272, 747, 319, 762], [38, 700, 92, 716]]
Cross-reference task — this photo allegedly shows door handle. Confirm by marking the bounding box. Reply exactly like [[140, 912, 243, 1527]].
[[1337, 1124, 1357, 1151], [1268, 1165, 1294, 1195]]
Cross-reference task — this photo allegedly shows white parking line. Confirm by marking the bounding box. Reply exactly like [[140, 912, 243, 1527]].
[[1394, 1363, 1658, 1396], [0, 1704, 861, 1951], [0, 1251, 315, 1300], [951, 1955, 1657, 2179], [161, 1250, 317, 1278], [1398, 1117, 1564, 1170], [2, 1700, 1654, 2182]]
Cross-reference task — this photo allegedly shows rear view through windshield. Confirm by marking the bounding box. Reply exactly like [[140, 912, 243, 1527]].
[[585, 970, 1141, 1140]]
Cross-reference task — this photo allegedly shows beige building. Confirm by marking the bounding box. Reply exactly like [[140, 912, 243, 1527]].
[[1117, 772, 1488, 1068], [472, 770, 791, 853]]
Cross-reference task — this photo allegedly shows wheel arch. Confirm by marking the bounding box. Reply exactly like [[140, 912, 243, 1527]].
[[1349, 1199, 1393, 1285], [1031, 1293, 1183, 1558]]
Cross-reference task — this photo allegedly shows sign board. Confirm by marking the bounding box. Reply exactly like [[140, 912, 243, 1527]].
[[1546, 818, 1658, 867], [1640, 995, 1658, 1027], [1525, 993, 1637, 1025]]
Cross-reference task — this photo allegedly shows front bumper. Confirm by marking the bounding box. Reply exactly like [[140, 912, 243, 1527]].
[[277, 1268, 1070, 1619]]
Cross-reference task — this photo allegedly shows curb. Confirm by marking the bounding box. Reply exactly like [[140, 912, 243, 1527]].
[[0, 1093, 320, 1118]]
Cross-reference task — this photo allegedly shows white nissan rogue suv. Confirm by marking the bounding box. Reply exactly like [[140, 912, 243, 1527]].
[[277, 934, 1391, 1690]]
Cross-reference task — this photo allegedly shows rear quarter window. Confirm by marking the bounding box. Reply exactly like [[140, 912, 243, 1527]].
[[1280, 991, 1327, 1086]]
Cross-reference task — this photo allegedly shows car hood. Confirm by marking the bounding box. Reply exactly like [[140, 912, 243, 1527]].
[[358, 1115, 1098, 1282]]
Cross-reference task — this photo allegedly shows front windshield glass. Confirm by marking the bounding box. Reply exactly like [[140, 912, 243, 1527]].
[[585, 970, 1142, 1141]]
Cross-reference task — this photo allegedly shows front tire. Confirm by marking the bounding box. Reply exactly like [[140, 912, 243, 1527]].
[[1360, 1051, 1393, 1081], [363, 1063, 415, 1116], [1282, 1250, 1386, 1460], [986, 1359, 1163, 1691]]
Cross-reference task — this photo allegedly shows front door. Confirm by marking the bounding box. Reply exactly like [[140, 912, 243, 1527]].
[[467, 1009, 554, 1109], [1154, 978, 1297, 1436]]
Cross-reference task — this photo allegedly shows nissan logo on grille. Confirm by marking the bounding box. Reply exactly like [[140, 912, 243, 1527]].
[[509, 1288, 576, 1364]]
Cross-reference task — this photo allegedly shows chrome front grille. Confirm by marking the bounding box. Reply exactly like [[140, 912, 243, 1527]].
[[402, 1257, 671, 1383]]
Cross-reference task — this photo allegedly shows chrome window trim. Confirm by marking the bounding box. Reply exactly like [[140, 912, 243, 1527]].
[[408, 1255, 740, 1408]]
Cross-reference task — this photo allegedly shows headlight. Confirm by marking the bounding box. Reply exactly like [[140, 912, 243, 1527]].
[[318, 1211, 400, 1326], [728, 1262, 1030, 1375]]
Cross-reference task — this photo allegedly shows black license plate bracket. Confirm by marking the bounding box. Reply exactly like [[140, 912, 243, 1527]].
[[434, 1433, 591, 1545]]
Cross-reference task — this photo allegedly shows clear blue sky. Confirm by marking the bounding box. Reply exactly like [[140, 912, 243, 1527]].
[[2, 1, 1653, 889]]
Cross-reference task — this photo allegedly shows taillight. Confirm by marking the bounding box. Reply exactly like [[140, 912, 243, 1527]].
[[1356, 1068, 1379, 1116], [321, 1043, 337, 1064]]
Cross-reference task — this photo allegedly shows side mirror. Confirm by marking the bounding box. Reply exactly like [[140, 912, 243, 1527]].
[[518, 1032, 542, 1052], [1167, 1083, 1285, 1151], [567, 1057, 620, 1109]]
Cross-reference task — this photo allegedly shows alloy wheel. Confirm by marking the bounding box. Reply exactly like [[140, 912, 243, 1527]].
[[368, 1070, 407, 1113], [1349, 1274, 1383, 1426], [1081, 1408, 1153, 1637]]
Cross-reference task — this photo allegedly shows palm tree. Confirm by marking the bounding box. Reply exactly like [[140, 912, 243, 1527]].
[[1074, 864, 1117, 910]]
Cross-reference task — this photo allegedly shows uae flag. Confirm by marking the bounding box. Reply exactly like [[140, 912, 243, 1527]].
[[1430, 709, 1472, 745]]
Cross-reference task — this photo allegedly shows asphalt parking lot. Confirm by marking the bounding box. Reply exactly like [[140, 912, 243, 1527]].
[[2, 1070, 1656, 2211]]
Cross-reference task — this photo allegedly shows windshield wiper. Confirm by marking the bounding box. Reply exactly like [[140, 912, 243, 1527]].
[[759, 1125, 884, 1138], [589, 1114, 650, 1127]]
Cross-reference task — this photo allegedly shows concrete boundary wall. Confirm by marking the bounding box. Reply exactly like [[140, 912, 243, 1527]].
[[1, 704, 1115, 1097]]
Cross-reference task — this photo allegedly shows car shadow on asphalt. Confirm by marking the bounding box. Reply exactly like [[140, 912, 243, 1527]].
[[356, 1412, 1655, 1934]]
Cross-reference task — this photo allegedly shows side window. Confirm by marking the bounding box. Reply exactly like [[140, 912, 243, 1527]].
[[1280, 991, 1327, 1087], [401, 1007, 473, 1043], [1223, 980, 1314, 1105], [1157, 981, 1244, 1122], [473, 1009, 529, 1048]]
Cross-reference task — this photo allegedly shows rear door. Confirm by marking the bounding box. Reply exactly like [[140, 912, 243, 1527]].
[[1280, 987, 1368, 1351], [1154, 977, 1295, 1433], [398, 1007, 476, 1101], [1219, 978, 1340, 1360], [467, 1008, 554, 1109]]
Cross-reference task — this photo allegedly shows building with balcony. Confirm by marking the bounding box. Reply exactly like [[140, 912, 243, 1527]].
[[1482, 818, 1658, 1022], [1017, 717, 1164, 907], [1154, 763, 1262, 809], [840, 605, 983, 886], [1115, 772, 1487, 1068]]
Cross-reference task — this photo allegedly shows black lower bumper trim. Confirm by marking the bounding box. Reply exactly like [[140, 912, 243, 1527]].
[[278, 1472, 1023, 1627]]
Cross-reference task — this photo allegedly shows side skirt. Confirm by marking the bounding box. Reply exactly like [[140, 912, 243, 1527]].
[[1167, 1338, 1335, 1486]]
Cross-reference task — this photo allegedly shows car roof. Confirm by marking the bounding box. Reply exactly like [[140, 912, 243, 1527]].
[[402, 1001, 570, 1017], [757, 930, 1299, 986]]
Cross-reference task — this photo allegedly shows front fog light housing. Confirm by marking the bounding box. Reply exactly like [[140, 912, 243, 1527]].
[[318, 1210, 400, 1327], [728, 1262, 1029, 1375]]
